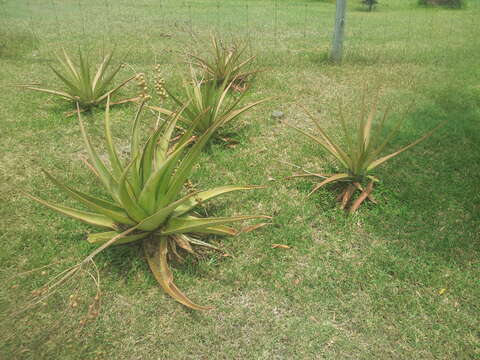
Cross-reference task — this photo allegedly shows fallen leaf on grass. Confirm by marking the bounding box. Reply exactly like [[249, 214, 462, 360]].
[[271, 244, 291, 249], [438, 288, 447, 295]]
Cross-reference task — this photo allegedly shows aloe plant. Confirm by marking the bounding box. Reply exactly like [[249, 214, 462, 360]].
[[189, 35, 257, 91], [27, 98, 268, 310], [150, 69, 267, 140], [290, 98, 444, 212], [24, 49, 136, 110]]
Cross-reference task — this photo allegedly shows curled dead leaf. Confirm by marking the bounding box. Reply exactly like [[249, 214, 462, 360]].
[[271, 244, 291, 249]]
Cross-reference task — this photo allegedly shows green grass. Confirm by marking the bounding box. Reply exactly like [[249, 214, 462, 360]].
[[1, 0, 479, 359]]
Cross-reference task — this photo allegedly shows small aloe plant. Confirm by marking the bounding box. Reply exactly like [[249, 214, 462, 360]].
[[27, 98, 268, 310], [189, 35, 257, 91], [24, 49, 137, 110], [150, 69, 267, 141], [290, 98, 445, 212]]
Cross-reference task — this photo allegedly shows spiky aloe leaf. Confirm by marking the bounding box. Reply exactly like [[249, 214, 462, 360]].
[[162, 215, 270, 235], [41, 169, 134, 226], [87, 231, 149, 245], [172, 185, 264, 217], [78, 105, 118, 197], [91, 52, 112, 92], [25, 193, 117, 230], [116, 160, 149, 222], [103, 96, 123, 178], [23, 86, 76, 101], [137, 134, 196, 213], [289, 123, 351, 170], [136, 191, 203, 232], [193, 225, 238, 236]]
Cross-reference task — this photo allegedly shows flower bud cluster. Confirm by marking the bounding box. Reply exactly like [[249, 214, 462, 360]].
[[154, 64, 167, 101], [135, 73, 151, 101]]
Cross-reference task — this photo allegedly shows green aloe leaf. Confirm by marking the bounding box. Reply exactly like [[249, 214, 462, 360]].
[[23, 86, 75, 101], [77, 107, 118, 198], [172, 185, 264, 217], [193, 225, 237, 236], [49, 64, 82, 96], [78, 51, 94, 100], [137, 191, 203, 232], [92, 53, 112, 93], [61, 49, 80, 80], [162, 215, 270, 235], [138, 139, 193, 213], [116, 160, 149, 222], [219, 98, 269, 127], [290, 124, 350, 169], [41, 169, 134, 226], [25, 193, 117, 229], [87, 231, 149, 245], [103, 95, 124, 178]]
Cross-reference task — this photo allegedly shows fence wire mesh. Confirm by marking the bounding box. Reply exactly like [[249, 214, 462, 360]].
[[1, 0, 479, 66]]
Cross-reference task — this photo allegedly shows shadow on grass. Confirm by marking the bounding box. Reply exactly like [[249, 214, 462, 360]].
[[95, 236, 219, 287], [304, 49, 395, 67], [0, 29, 37, 59], [364, 84, 480, 264]]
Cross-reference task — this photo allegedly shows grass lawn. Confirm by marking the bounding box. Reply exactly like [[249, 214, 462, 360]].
[[1, 0, 479, 358]]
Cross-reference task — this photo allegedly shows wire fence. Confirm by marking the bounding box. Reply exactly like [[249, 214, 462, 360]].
[[1, 0, 479, 65]]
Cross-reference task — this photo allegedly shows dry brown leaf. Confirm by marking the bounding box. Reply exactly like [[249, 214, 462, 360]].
[[349, 181, 374, 213], [271, 244, 291, 249], [241, 222, 270, 233]]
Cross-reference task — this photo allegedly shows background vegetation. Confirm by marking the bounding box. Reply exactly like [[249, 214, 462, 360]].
[[1, 0, 479, 358]]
